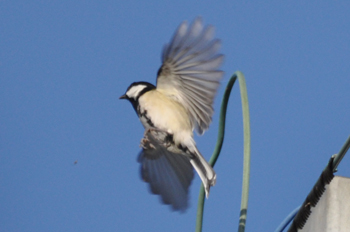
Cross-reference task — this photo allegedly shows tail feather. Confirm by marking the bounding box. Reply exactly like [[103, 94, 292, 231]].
[[185, 141, 216, 198], [189, 149, 216, 198]]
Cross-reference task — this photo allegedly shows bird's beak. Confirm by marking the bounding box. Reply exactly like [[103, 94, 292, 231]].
[[119, 94, 127, 100]]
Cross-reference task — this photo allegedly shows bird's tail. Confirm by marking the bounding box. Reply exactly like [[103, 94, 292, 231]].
[[187, 143, 216, 198]]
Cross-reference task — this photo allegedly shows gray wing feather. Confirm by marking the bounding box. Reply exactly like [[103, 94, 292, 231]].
[[138, 130, 194, 212], [157, 17, 224, 134]]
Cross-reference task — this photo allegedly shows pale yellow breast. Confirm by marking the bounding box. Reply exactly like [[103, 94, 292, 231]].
[[138, 90, 192, 136]]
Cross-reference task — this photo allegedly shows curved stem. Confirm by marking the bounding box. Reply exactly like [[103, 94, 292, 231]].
[[195, 74, 237, 232], [209, 75, 237, 167], [195, 185, 206, 232], [196, 71, 252, 232], [237, 71, 251, 232]]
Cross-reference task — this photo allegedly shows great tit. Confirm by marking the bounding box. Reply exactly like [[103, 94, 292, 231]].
[[120, 18, 224, 211]]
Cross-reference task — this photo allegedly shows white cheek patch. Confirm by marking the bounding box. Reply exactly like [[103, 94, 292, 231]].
[[126, 85, 147, 99]]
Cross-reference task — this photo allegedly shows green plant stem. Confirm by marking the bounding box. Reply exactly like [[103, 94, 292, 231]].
[[195, 185, 206, 232], [237, 71, 250, 232], [209, 75, 237, 167], [195, 74, 237, 232], [195, 71, 251, 232]]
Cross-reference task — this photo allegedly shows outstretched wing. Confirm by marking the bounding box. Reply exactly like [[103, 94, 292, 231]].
[[156, 17, 224, 135], [138, 129, 194, 212]]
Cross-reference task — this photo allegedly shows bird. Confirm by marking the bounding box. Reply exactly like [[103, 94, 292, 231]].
[[120, 17, 224, 211]]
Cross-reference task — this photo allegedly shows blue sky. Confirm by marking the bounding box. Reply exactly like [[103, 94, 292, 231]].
[[1, 1, 350, 232]]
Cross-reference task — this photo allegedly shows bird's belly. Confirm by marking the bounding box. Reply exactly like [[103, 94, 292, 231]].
[[138, 91, 192, 138]]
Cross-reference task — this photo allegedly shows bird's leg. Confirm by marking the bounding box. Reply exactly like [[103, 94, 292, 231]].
[[141, 128, 159, 149], [143, 127, 174, 148], [140, 128, 151, 149]]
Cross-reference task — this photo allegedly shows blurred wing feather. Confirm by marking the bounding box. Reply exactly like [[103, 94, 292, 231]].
[[157, 18, 224, 134], [138, 129, 194, 212]]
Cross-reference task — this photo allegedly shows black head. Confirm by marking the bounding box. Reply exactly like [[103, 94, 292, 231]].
[[120, 82, 156, 110]]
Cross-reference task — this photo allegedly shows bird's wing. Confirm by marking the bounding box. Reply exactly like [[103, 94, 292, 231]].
[[156, 17, 224, 135], [138, 129, 194, 212]]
